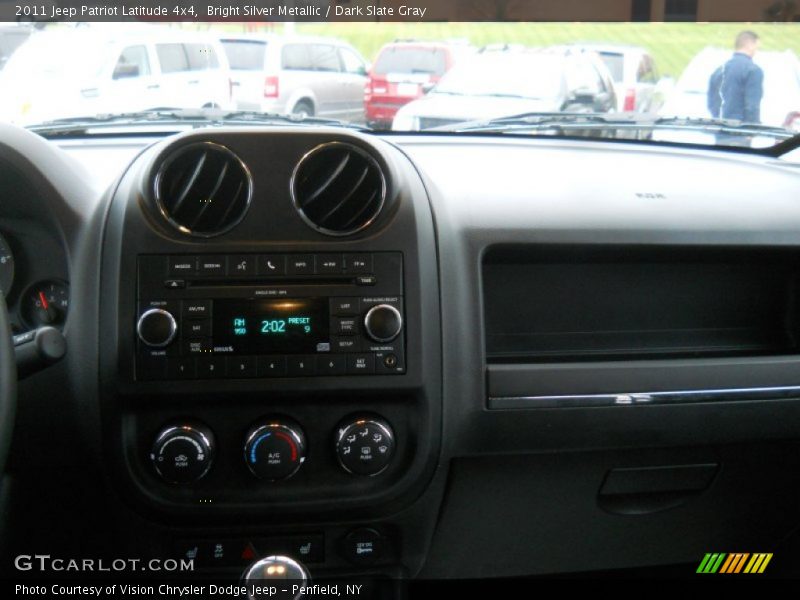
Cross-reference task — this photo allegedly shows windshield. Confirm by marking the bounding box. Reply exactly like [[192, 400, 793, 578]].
[[0, 20, 798, 149]]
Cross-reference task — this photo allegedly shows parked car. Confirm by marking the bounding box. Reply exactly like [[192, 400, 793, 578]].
[[392, 46, 617, 131], [365, 40, 474, 128], [0, 25, 233, 125], [786, 111, 800, 132], [568, 43, 664, 112], [220, 34, 368, 122], [659, 46, 800, 127], [0, 23, 32, 70]]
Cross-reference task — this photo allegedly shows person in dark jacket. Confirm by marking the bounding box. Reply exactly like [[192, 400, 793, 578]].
[[707, 31, 764, 123]]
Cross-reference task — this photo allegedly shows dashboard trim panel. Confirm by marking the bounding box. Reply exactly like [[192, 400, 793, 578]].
[[489, 385, 800, 409]]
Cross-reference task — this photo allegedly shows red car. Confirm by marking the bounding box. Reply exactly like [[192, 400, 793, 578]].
[[365, 40, 473, 128]]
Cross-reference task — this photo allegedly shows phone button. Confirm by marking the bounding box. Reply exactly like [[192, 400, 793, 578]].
[[258, 255, 286, 276]]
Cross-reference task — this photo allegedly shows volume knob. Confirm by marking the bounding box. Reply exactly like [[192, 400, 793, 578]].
[[137, 308, 177, 347]]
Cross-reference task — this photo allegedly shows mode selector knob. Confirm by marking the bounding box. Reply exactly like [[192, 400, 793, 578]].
[[363, 304, 402, 343], [137, 308, 177, 347], [150, 423, 215, 484], [336, 416, 395, 476]]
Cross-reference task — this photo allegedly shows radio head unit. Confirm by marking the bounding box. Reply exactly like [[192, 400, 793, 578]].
[[134, 252, 405, 381]]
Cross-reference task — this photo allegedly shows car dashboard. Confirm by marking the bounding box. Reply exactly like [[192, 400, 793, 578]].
[[2, 121, 800, 582]]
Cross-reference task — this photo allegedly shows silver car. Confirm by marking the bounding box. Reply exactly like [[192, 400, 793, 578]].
[[221, 34, 369, 122]]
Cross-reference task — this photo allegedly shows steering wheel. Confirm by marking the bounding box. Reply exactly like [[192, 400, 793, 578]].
[[0, 292, 16, 473]]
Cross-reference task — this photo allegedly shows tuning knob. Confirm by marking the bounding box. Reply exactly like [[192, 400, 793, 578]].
[[363, 304, 402, 343], [137, 308, 177, 347], [244, 420, 307, 481], [150, 423, 214, 484]]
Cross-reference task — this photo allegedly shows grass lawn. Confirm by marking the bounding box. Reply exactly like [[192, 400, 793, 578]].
[[293, 22, 800, 78]]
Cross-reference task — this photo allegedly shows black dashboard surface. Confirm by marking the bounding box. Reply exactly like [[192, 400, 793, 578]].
[[2, 123, 800, 579]]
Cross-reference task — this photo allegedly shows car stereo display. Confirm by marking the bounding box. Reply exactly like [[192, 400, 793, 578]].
[[212, 298, 330, 354]]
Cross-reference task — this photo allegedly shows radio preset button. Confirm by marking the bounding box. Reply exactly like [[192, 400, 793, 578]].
[[347, 353, 375, 374], [198, 256, 227, 277], [227, 356, 257, 378], [258, 356, 287, 378], [344, 254, 373, 274], [331, 297, 360, 316], [258, 255, 286, 276], [182, 300, 211, 319], [317, 254, 344, 273], [168, 256, 197, 277], [229, 255, 256, 277], [288, 355, 316, 377], [287, 254, 315, 275], [168, 357, 196, 379], [197, 356, 226, 379], [318, 355, 346, 375]]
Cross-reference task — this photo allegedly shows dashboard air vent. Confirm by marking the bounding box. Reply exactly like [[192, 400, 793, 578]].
[[291, 142, 386, 236], [153, 142, 252, 237]]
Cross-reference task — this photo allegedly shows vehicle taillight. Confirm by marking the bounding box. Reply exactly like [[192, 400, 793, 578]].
[[785, 111, 800, 132], [623, 88, 636, 112], [264, 76, 279, 98], [364, 80, 372, 101]]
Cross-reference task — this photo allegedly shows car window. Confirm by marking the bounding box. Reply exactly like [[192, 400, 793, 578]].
[[374, 47, 448, 76], [311, 44, 341, 72], [339, 47, 364, 74], [598, 52, 625, 83], [113, 45, 150, 79], [185, 43, 220, 70], [222, 40, 267, 71], [637, 54, 659, 83], [566, 58, 603, 93], [156, 43, 189, 73], [281, 43, 312, 70]]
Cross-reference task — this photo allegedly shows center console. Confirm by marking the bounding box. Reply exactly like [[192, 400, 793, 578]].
[[97, 128, 442, 577]]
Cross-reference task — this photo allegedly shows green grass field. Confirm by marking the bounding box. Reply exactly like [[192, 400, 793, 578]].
[[293, 22, 800, 78]]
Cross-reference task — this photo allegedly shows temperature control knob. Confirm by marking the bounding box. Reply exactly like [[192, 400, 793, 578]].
[[244, 421, 306, 481], [363, 304, 402, 343], [150, 423, 214, 484], [335, 417, 395, 476], [137, 308, 177, 347]]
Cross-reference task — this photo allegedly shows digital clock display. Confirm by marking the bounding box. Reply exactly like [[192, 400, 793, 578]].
[[212, 298, 329, 354]]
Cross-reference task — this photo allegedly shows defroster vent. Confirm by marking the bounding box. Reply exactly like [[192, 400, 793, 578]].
[[291, 142, 387, 236], [153, 142, 252, 237]]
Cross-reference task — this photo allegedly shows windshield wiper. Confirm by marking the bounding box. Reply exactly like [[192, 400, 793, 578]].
[[431, 111, 797, 140], [27, 108, 368, 136]]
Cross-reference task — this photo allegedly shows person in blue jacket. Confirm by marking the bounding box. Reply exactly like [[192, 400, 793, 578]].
[[707, 31, 764, 123]]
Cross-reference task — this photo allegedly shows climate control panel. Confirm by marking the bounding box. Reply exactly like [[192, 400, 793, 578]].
[[149, 416, 397, 484]]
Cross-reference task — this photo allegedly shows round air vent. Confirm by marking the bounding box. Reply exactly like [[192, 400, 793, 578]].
[[291, 142, 387, 236], [153, 142, 252, 237]]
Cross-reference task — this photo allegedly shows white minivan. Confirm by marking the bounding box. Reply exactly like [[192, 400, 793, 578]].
[[0, 25, 234, 126], [220, 34, 368, 122]]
